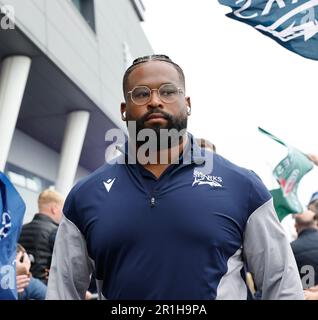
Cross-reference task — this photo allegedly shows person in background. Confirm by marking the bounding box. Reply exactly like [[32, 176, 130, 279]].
[[298, 155, 318, 300], [19, 189, 64, 284], [307, 191, 318, 214], [16, 244, 47, 300], [303, 286, 318, 300], [291, 210, 318, 300]]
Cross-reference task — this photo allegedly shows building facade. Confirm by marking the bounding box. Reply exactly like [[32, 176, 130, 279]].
[[0, 0, 153, 222]]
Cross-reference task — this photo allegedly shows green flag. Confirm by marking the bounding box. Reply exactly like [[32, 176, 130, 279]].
[[259, 128, 314, 221]]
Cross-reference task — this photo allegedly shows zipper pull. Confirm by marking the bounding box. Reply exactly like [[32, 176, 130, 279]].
[[150, 196, 156, 208]]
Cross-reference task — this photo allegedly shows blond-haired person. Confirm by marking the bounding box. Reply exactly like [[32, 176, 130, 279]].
[[19, 189, 64, 284]]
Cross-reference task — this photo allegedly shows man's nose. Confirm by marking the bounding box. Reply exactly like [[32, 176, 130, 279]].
[[147, 89, 163, 108]]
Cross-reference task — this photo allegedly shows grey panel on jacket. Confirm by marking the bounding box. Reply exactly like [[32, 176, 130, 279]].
[[46, 216, 94, 300], [216, 247, 247, 299], [243, 199, 304, 300]]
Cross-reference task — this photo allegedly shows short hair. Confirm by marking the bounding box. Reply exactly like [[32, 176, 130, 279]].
[[38, 189, 64, 209], [308, 191, 318, 207], [122, 54, 185, 97], [309, 199, 318, 214], [16, 243, 26, 254]]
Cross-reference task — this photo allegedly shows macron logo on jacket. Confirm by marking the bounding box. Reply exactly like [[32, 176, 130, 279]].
[[103, 178, 116, 192]]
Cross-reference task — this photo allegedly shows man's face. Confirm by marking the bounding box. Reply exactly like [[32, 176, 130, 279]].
[[308, 200, 318, 212], [121, 61, 191, 146]]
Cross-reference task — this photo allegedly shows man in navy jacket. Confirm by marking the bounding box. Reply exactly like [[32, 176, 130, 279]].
[[47, 55, 303, 300]]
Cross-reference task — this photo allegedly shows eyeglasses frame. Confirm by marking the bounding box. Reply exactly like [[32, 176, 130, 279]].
[[127, 84, 184, 105]]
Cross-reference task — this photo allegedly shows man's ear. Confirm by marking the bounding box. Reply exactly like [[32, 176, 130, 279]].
[[51, 203, 58, 216], [186, 96, 191, 107], [186, 96, 191, 115], [121, 102, 127, 121]]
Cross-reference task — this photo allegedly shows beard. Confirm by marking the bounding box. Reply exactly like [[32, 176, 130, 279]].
[[127, 108, 188, 151]]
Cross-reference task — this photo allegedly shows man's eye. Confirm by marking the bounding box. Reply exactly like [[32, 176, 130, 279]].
[[133, 90, 149, 98], [161, 88, 177, 96]]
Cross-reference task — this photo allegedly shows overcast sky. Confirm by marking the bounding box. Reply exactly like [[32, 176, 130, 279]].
[[141, 0, 318, 208]]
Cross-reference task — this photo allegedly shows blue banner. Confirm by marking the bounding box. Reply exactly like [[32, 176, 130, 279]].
[[218, 0, 318, 60], [0, 171, 25, 300]]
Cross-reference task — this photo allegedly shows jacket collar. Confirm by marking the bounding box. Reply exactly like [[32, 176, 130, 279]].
[[298, 227, 318, 237], [33, 213, 58, 226]]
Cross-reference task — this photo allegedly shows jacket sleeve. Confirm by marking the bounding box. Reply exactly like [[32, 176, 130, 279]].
[[243, 198, 304, 300], [46, 215, 94, 300]]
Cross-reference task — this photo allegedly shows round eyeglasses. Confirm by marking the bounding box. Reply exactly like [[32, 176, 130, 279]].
[[127, 84, 184, 105]]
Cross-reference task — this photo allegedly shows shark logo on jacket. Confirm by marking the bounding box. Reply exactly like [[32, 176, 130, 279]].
[[192, 170, 223, 189]]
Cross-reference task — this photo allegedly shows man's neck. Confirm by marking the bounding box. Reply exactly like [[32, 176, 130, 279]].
[[138, 133, 188, 179], [37, 211, 57, 224], [297, 226, 318, 236]]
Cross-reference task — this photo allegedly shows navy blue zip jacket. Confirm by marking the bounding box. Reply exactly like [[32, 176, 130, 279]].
[[47, 134, 303, 300]]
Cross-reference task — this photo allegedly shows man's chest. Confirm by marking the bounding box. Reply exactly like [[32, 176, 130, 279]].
[[80, 170, 247, 259]]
